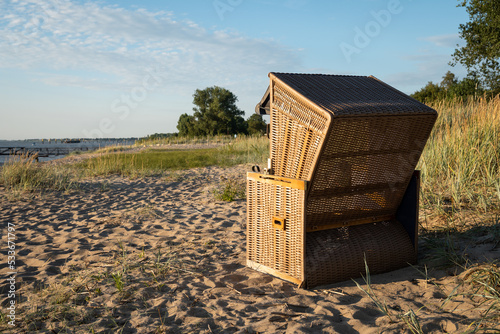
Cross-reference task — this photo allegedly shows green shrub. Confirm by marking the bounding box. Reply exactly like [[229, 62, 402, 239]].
[[212, 178, 246, 202]]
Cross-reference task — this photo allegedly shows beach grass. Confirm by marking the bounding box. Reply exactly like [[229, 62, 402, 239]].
[[135, 134, 236, 146], [18, 241, 186, 332], [418, 96, 500, 217], [414, 96, 500, 330], [441, 263, 500, 332], [212, 177, 246, 201], [353, 258, 396, 323], [0, 135, 268, 193], [73, 135, 268, 178], [0, 153, 78, 193], [75, 148, 218, 177]]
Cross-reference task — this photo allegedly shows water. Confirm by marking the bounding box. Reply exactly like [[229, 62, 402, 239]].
[[0, 139, 136, 165]]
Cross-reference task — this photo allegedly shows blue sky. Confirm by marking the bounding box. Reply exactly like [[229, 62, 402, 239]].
[[0, 0, 468, 140]]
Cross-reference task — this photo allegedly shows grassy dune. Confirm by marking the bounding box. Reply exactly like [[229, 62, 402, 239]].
[[0, 135, 268, 187], [1, 96, 499, 211], [135, 134, 237, 147], [0, 154, 78, 193], [76, 135, 269, 178]]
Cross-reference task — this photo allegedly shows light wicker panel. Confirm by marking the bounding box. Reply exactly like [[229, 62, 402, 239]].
[[246, 174, 306, 283], [305, 220, 416, 288], [270, 82, 328, 180]]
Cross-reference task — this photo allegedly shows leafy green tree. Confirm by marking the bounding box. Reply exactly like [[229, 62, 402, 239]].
[[176, 86, 247, 136], [247, 114, 267, 135], [192, 86, 246, 136], [449, 74, 484, 97], [441, 71, 458, 90], [235, 115, 248, 135], [451, 0, 500, 91], [411, 72, 484, 103], [411, 82, 446, 103], [177, 113, 199, 137]]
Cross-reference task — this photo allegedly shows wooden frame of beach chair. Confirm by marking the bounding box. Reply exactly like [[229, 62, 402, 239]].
[[247, 73, 437, 288]]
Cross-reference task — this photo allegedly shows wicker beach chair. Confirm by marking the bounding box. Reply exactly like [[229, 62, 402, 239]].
[[247, 73, 437, 288]]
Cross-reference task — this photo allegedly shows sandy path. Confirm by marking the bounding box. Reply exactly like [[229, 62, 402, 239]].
[[1, 164, 499, 333]]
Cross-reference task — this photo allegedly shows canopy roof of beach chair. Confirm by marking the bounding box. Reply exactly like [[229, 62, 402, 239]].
[[255, 72, 435, 117]]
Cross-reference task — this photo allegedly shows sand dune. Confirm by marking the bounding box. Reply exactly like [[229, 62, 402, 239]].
[[1, 164, 499, 333]]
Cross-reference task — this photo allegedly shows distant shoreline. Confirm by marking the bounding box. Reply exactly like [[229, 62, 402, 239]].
[[0, 139, 136, 166]]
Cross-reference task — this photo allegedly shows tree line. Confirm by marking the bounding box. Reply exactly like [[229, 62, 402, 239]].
[[411, 71, 485, 103]]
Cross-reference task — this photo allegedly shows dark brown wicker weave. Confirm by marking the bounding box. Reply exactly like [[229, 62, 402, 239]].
[[247, 73, 437, 288]]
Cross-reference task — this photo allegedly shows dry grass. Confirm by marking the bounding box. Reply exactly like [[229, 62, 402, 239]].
[[13, 239, 192, 332], [416, 96, 500, 331], [135, 134, 237, 147], [419, 96, 500, 216], [441, 264, 500, 332], [0, 153, 78, 193]]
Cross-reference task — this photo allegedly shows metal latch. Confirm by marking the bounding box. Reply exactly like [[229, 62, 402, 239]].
[[272, 217, 286, 231]]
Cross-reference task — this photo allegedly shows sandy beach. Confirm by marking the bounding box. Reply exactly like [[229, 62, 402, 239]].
[[1, 162, 499, 333]]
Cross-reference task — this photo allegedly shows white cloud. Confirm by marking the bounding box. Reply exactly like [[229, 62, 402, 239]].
[[419, 34, 461, 48], [0, 0, 301, 92]]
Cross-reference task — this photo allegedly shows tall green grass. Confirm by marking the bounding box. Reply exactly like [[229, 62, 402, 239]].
[[74, 135, 269, 177], [418, 96, 500, 213]]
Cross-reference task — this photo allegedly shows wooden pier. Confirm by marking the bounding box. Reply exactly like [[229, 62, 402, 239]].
[[0, 146, 93, 158]]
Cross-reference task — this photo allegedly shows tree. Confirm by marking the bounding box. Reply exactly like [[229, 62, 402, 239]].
[[176, 86, 247, 136], [192, 86, 246, 136], [411, 71, 485, 103], [246, 114, 267, 135], [411, 82, 446, 103], [448, 74, 484, 97], [176, 113, 199, 137], [451, 0, 500, 92], [441, 71, 458, 90]]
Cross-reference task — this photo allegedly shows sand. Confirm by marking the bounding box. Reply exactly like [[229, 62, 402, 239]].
[[1, 163, 499, 333]]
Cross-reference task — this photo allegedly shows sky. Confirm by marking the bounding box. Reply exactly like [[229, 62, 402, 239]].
[[0, 0, 469, 140]]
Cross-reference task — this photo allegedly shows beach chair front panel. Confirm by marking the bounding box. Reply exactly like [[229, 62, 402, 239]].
[[246, 173, 306, 285]]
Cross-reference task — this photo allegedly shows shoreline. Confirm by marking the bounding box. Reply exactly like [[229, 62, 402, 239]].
[[0, 142, 226, 167]]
